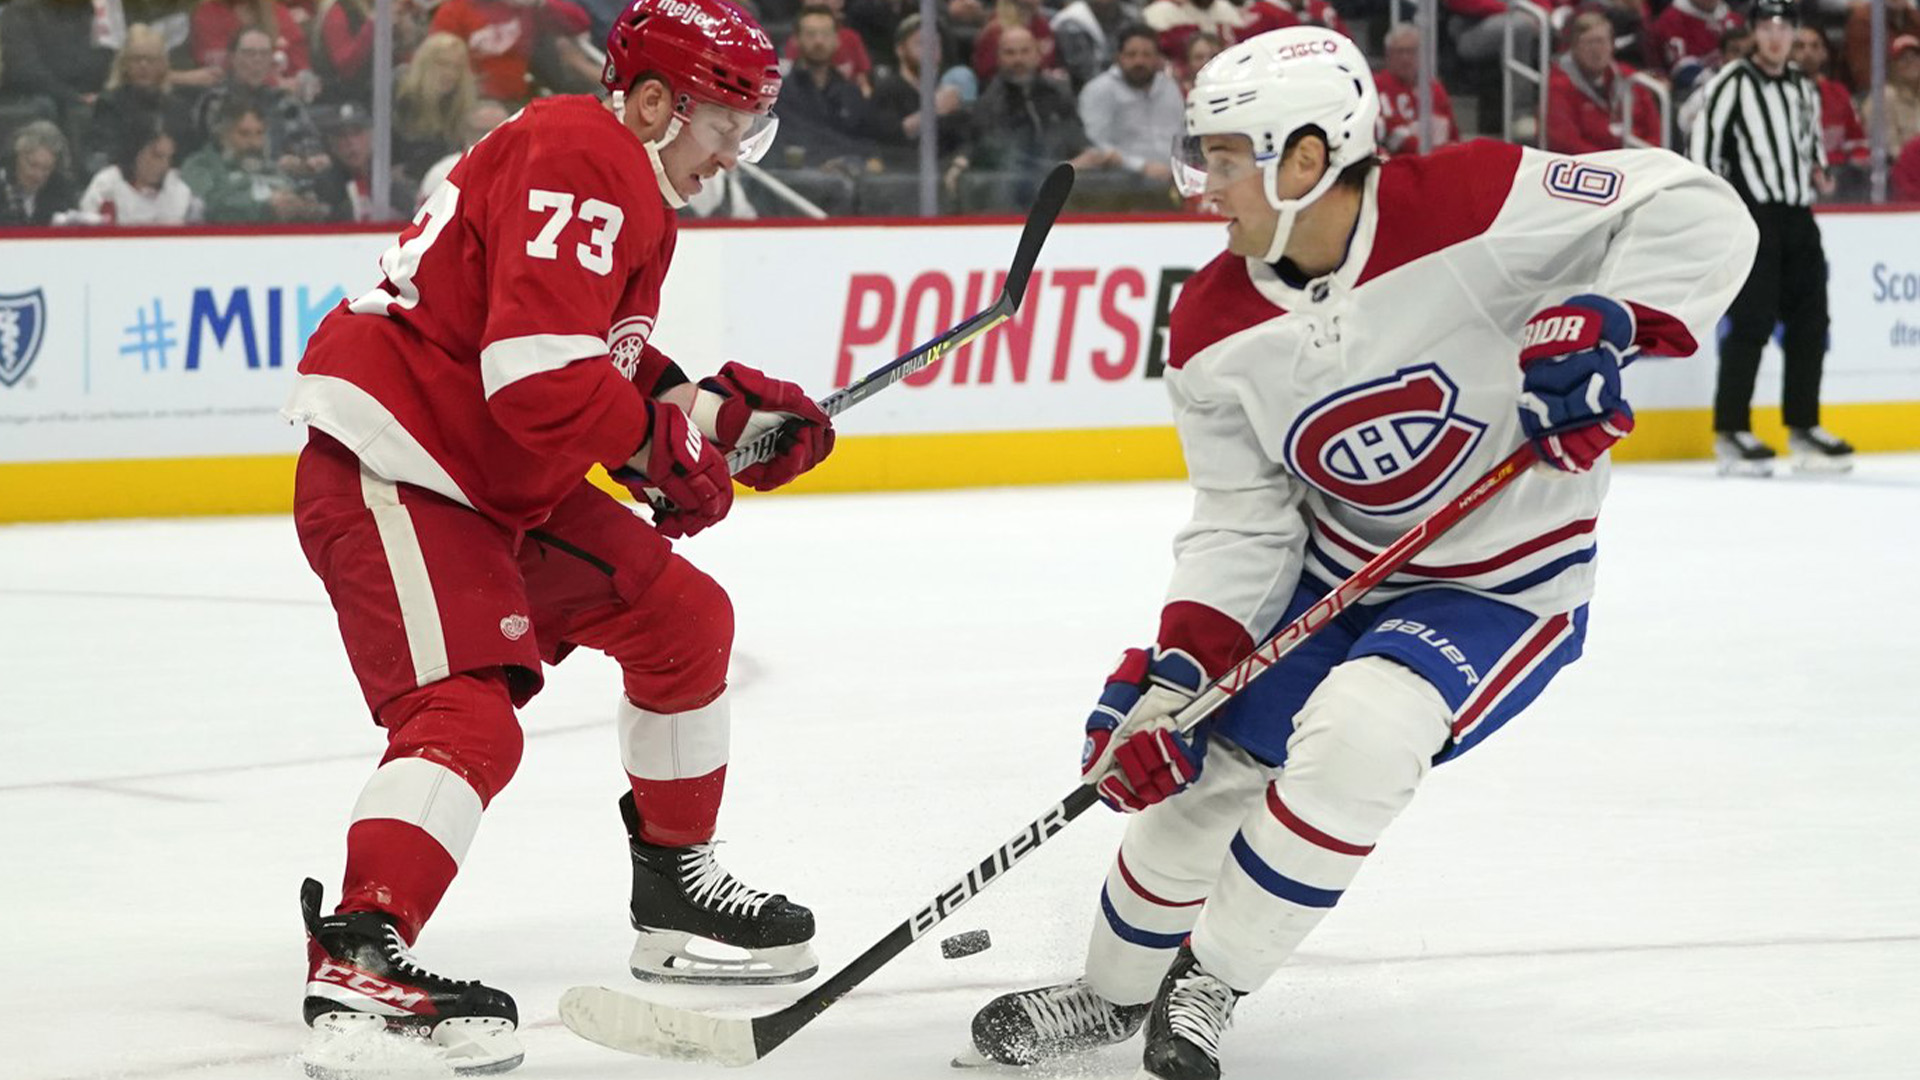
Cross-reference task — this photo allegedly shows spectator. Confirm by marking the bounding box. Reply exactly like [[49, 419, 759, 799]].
[[776, 5, 880, 168], [310, 104, 403, 220], [180, 98, 326, 221], [1446, 0, 1551, 92], [1646, 0, 1743, 90], [947, 0, 994, 80], [1237, 0, 1349, 40], [1076, 25, 1181, 181], [960, 26, 1087, 183], [1677, 22, 1753, 136], [1793, 25, 1869, 179], [1547, 11, 1662, 153], [1374, 22, 1458, 156], [1142, 0, 1239, 64], [314, 0, 427, 104], [1863, 35, 1920, 162], [781, 0, 873, 92], [77, 120, 195, 223], [0, 0, 116, 126], [1894, 131, 1920, 198], [416, 97, 510, 206], [1843, 0, 1919, 94], [430, 0, 592, 104], [0, 120, 79, 226], [94, 23, 202, 162], [121, 0, 224, 91], [870, 15, 976, 162], [394, 32, 478, 185], [1051, 0, 1142, 90], [974, 0, 1058, 83], [191, 0, 313, 83], [1177, 29, 1221, 94], [195, 27, 322, 160]]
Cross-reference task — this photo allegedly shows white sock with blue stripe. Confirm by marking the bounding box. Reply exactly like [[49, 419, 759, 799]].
[[1191, 657, 1450, 992]]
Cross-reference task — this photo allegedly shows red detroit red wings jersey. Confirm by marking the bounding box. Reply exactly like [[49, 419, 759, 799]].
[[1152, 141, 1757, 675], [285, 96, 677, 532]]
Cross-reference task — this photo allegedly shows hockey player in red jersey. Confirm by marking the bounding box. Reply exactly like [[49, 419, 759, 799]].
[[282, 0, 833, 1072], [964, 27, 1756, 1080]]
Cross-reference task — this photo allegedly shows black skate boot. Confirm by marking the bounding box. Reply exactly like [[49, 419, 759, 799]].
[[298, 879, 522, 1077], [620, 793, 818, 984], [960, 978, 1149, 1067], [1788, 426, 1855, 473], [1136, 945, 1243, 1080], [1714, 430, 1777, 477]]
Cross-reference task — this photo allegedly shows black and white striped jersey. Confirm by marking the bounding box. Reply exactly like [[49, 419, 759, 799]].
[[1689, 59, 1826, 207]]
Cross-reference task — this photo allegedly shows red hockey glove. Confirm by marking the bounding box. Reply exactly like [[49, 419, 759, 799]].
[[1081, 647, 1209, 812], [1517, 295, 1637, 473], [610, 399, 734, 538], [691, 362, 835, 491]]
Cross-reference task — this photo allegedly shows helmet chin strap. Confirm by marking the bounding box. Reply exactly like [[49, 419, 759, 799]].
[[646, 115, 690, 210], [1260, 160, 1344, 265]]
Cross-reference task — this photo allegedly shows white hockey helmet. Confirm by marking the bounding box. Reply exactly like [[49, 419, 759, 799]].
[[1174, 27, 1379, 262]]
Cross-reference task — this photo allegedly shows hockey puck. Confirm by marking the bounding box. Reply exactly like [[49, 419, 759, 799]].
[[940, 930, 992, 959]]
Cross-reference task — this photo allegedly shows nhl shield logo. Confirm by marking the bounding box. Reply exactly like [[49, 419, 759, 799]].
[[1284, 365, 1486, 516], [0, 289, 47, 388]]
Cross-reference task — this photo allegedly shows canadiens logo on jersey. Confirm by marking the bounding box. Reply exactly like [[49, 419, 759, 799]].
[[1284, 365, 1486, 516]]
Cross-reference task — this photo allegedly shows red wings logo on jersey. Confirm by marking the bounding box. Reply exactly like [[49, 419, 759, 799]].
[[608, 315, 655, 380], [1284, 365, 1486, 516]]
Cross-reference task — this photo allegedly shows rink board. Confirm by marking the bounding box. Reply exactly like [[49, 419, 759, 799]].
[[2, 209, 1918, 522]]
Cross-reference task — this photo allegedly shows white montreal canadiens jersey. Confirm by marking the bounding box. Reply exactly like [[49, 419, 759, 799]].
[[1160, 141, 1757, 668]]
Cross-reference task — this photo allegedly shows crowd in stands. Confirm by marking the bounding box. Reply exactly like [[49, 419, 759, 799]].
[[2, 0, 1918, 227]]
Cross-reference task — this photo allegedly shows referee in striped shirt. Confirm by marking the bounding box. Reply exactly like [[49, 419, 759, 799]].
[[1690, 0, 1854, 475]]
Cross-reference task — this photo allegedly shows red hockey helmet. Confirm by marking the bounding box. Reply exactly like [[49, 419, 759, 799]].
[[602, 0, 782, 117]]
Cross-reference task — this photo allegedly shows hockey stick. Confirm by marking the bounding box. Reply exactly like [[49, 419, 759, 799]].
[[722, 162, 1075, 474], [644, 163, 1074, 512], [560, 442, 1542, 1067]]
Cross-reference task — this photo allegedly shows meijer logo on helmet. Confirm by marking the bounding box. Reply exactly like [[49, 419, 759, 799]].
[[656, 0, 725, 32]]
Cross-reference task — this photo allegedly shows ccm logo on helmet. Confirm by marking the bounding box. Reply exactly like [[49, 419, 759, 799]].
[[1273, 39, 1340, 61], [1284, 365, 1486, 516]]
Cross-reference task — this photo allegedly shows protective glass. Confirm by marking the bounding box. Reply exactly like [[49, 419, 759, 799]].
[[679, 100, 780, 164], [1172, 133, 1274, 199]]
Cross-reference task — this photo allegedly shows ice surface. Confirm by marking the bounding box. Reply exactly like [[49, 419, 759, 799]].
[[4, 458, 1917, 1080]]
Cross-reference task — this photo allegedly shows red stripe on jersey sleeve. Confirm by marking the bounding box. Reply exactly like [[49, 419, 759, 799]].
[[1157, 600, 1255, 679], [1356, 140, 1523, 288]]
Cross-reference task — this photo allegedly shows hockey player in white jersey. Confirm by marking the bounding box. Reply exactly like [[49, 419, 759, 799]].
[[964, 27, 1758, 1080]]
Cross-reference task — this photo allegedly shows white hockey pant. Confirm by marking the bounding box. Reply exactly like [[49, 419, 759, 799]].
[[1086, 657, 1451, 1001]]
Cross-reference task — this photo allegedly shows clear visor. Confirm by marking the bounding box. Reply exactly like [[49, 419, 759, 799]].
[[677, 100, 780, 165], [1172, 134, 1276, 199]]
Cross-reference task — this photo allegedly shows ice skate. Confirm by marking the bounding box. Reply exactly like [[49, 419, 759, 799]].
[[1135, 946, 1242, 1080], [1788, 426, 1855, 473], [1715, 430, 1777, 477], [621, 794, 818, 985], [957, 978, 1148, 1067], [298, 879, 522, 1078]]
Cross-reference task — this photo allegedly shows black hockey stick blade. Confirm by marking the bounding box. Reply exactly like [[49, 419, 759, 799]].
[[559, 783, 1106, 1067], [1000, 162, 1074, 318]]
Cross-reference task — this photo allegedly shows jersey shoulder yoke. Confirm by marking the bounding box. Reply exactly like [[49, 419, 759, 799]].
[[1168, 250, 1287, 371]]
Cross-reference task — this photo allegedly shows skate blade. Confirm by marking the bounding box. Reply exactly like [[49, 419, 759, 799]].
[[558, 985, 759, 1066], [302, 1012, 523, 1078], [1791, 454, 1854, 474], [951, 1045, 992, 1069], [630, 931, 818, 986], [1715, 459, 1774, 478]]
